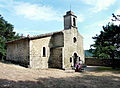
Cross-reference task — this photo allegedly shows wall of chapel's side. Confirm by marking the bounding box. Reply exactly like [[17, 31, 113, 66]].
[[77, 32, 84, 63], [6, 39, 29, 66], [63, 28, 84, 69], [29, 33, 64, 69], [48, 32, 64, 68], [51, 32, 64, 47], [29, 37, 51, 69], [49, 47, 62, 68]]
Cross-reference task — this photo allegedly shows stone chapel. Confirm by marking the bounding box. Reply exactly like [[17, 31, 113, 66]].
[[6, 11, 84, 69]]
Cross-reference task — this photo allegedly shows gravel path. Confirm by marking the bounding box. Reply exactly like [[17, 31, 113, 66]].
[[85, 66, 100, 71], [0, 62, 120, 88]]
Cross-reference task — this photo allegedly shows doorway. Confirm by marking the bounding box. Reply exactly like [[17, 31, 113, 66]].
[[73, 53, 78, 67]]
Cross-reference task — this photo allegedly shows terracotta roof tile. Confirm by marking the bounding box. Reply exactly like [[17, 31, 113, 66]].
[[6, 30, 63, 44]]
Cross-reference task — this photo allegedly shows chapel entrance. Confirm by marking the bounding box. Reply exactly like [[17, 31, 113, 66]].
[[73, 53, 78, 67]]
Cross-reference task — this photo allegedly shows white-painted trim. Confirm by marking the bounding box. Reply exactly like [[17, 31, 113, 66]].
[[62, 47, 65, 69], [72, 51, 77, 67], [72, 51, 78, 56], [29, 40, 32, 68], [72, 51, 82, 66], [72, 57, 74, 66]]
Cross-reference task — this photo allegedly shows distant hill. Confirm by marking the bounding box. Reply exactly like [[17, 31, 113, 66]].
[[85, 50, 93, 57]]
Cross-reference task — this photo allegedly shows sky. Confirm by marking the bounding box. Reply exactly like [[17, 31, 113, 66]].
[[0, 0, 120, 50]]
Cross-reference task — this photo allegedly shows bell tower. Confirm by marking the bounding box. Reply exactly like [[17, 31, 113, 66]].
[[64, 11, 77, 29]]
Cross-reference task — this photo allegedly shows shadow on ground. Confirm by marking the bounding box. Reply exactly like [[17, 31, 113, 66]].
[[0, 74, 120, 88]]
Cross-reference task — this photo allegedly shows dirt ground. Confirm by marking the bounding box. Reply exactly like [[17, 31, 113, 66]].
[[0, 62, 120, 88]]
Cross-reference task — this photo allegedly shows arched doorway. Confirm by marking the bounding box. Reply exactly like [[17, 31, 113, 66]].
[[73, 53, 78, 67]]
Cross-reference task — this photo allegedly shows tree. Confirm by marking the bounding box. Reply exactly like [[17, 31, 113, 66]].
[[91, 23, 120, 68], [112, 13, 120, 21], [0, 14, 20, 60]]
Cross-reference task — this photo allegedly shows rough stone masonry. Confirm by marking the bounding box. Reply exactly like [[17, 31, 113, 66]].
[[6, 10, 84, 69]]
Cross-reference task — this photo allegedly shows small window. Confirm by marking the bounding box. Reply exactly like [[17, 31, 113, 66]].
[[70, 57, 72, 63], [73, 18, 76, 26], [43, 47, 46, 57], [73, 37, 77, 43]]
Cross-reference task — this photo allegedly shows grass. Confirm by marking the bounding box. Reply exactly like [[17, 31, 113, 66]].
[[97, 66, 120, 72]]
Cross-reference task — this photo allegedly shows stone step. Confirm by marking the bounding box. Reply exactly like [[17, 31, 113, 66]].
[[65, 69, 75, 73], [64, 68, 75, 73]]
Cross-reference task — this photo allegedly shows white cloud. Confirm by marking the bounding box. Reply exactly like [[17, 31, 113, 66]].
[[14, 28, 58, 37], [85, 19, 109, 31], [77, 14, 84, 22], [0, 4, 4, 7], [0, 0, 62, 21], [115, 9, 120, 15], [15, 28, 43, 37], [82, 0, 116, 13], [83, 33, 94, 50], [82, 0, 95, 5], [82, 19, 111, 50], [0, 0, 14, 8], [83, 14, 120, 50], [14, 2, 62, 21]]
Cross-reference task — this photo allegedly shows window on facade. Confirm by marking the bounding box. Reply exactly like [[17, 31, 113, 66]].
[[70, 57, 72, 63], [73, 37, 77, 43], [73, 18, 76, 26], [43, 47, 46, 57]]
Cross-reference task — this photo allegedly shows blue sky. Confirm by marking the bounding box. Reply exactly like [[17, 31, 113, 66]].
[[0, 0, 120, 50]]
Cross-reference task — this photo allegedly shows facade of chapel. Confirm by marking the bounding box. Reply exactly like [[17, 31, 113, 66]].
[[6, 11, 84, 69]]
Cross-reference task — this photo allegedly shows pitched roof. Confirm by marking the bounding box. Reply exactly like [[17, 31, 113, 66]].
[[30, 30, 63, 40], [6, 37, 29, 44], [6, 30, 63, 44]]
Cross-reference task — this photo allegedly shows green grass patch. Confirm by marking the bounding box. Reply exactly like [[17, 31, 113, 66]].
[[97, 66, 120, 72]]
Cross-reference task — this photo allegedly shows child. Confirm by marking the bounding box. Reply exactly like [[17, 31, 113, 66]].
[[75, 64, 79, 72], [78, 63, 82, 71]]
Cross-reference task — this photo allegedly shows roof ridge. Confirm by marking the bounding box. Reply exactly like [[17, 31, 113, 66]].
[[6, 30, 63, 44]]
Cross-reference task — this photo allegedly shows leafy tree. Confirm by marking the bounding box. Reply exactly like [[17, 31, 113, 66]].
[[0, 14, 20, 60], [91, 23, 120, 68]]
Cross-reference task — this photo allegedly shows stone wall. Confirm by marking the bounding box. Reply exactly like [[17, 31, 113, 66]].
[[6, 28, 84, 69], [85, 57, 103, 66], [29, 32, 64, 69], [48, 48, 62, 68], [63, 28, 84, 69], [85, 57, 120, 68], [77, 32, 85, 63], [48, 32, 64, 68], [6, 39, 29, 66], [29, 37, 51, 69], [50, 32, 64, 47]]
